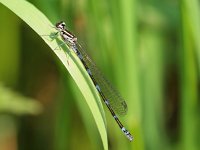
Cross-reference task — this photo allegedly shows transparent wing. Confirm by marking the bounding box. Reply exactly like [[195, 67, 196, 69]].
[[76, 43, 128, 116]]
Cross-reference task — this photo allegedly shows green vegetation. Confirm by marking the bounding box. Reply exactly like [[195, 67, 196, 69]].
[[0, 0, 199, 150]]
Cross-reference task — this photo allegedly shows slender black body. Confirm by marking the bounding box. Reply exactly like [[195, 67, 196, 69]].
[[54, 21, 133, 141]]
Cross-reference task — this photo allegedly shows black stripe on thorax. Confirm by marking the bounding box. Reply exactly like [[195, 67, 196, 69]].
[[62, 29, 75, 38]]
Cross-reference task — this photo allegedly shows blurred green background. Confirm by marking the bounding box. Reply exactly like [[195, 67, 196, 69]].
[[0, 0, 199, 150]]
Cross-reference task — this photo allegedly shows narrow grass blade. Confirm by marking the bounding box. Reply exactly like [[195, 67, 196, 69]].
[[0, 0, 108, 149]]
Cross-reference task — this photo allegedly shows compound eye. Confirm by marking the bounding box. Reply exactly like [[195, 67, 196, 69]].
[[55, 21, 65, 29], [61, 22, 66, 27]]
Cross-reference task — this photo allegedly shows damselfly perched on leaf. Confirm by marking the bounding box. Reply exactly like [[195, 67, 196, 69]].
[[52, 21, 133, 141]]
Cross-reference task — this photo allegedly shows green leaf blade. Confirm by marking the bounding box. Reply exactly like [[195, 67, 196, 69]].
[[0, 0, 108, 149]]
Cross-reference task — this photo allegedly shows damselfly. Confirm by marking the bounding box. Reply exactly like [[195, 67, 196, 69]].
[[53, 21, 133, 141]]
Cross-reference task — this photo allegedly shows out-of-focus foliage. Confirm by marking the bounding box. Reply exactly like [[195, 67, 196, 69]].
[[0, 0, 199, 150], [0, 83, 42, 115]]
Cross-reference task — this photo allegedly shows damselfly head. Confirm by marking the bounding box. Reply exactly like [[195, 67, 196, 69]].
[[55, 21, 66, 31]]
